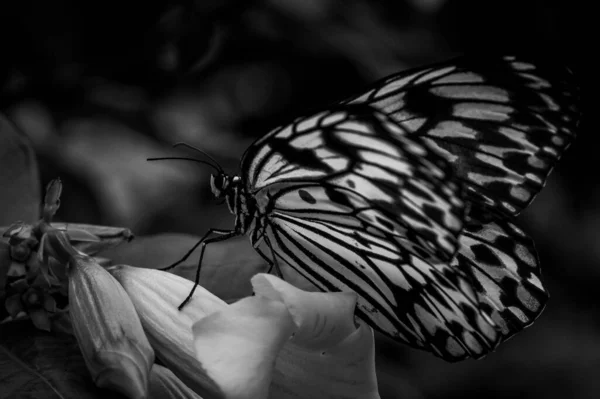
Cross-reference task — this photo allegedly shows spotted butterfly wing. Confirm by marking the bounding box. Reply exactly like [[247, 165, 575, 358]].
[[453, 217, 547, 340], [344, 55, 578, 341], [241, 104, 500, 360], [345, 55, 580, 221]]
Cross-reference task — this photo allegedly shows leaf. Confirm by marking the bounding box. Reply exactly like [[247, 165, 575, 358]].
[[0, 114, 41, 225], [99, 233, 317, 302], [0, 320, 127, 399], [0, 240, 11, 298]]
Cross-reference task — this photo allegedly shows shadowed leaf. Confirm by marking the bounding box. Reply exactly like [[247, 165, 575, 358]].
[[0, 115, 40, 225]]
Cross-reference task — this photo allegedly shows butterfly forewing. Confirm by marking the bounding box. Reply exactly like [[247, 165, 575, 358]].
[[242, 105, 501, 360], [452, 218, 547, 340], [345, 55, 580, 220], [242, 105, 465, 263]]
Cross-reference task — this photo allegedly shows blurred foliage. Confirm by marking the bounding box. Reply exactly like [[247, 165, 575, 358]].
[[0, 320, 127, 399], [0, 0, 592, 398]]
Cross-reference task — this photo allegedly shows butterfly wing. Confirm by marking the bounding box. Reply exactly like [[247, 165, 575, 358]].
[[453, 218, 547, 340], [241, 105, 500, 360], [243, 104, 466, 263], [345, 55, 580, 220]]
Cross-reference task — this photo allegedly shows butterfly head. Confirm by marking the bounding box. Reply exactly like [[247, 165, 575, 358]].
[[146, 142, 231, 199], [209, 173, 232, 199]]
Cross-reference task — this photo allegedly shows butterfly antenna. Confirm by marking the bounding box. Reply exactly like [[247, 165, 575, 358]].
[[172, 142, 224, 174], [146, 156, 221, 175]]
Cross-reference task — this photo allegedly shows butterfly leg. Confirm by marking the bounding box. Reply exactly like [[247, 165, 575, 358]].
[[252, 225, 284, 278], [160, 228, 233, 271], [260, 191, 283, 277], [265, 237, 284, 278], [178, 229, 239, 310]]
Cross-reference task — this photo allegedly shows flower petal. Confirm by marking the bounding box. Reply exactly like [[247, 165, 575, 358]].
[[252, 274, 357, 350], [5, 293, 24, 318], [190, 273, 379, 399], [252, 274, 380, 399], [192, 296, 296, 399], [108, 265, 226, 399], [29, 308, 51, 332], [271, 323, 379, 399]]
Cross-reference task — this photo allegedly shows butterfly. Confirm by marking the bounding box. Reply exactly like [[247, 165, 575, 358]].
[[151, 55, 580, 361]]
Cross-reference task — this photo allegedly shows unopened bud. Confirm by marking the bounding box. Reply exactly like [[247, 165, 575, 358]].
[[69, 255, 154, 399], [43, 178, 62, 221]]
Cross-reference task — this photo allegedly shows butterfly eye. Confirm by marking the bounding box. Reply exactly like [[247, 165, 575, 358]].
[[210, 174, 221, 195]]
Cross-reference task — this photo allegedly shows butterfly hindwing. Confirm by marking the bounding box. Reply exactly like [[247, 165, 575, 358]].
[[259, 222, 499, 360], [452, 217, 547, 340], [346, 55, 580, 220]]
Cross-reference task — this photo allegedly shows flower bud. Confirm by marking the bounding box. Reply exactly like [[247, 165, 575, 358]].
[[43, 178, 62, 221], [108, 265, 225, 399], [69, 254, 154, 399]]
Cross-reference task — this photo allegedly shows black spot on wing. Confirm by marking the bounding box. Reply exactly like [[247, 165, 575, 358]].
[[421, 204, 446, 229], [412, 245, 433, 260], [352, 231, 370, 248], [471, 243, 502, 267], [404, 87, 455, 121], [298, 189, 317, 204], [325, 186, 354, 209]]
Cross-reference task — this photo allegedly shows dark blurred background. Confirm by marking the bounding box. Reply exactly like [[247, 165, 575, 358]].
[[0, 0, 593, 398]]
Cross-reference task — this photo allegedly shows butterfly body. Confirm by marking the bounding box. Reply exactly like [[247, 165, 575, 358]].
[[168, 55, 579, 361], [210, 174, 256, 236]]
